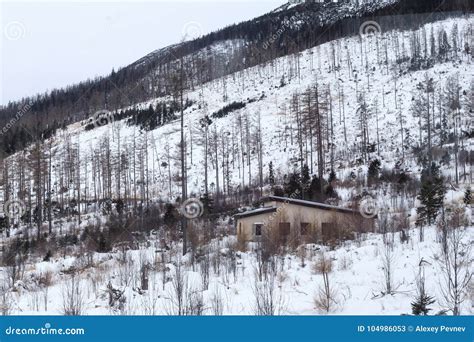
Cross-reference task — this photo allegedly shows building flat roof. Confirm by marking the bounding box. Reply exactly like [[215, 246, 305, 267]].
[[260, 196, 362, 215], [234, 207, 277, 219]]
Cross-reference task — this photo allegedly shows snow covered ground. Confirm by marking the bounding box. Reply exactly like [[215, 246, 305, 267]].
[[8, 224, 473, 315]]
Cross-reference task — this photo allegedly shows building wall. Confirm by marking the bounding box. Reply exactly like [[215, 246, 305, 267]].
[[236, 212, 273, 242], [236, 201, 374, 242]]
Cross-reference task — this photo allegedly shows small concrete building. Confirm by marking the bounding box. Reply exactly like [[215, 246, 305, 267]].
[[234, 196, 375, 244]]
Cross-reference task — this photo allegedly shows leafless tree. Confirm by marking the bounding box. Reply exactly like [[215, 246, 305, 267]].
[[170, 58, 189, 255], [438, 207, 472, 315], [166, 261, 188, 315], [61, 274, 84, 316], [252, 269, 285, 316], [380, 241, 395, 296], [210, 285, 224, 315], [5, 251, 26, 289], [184, 289, 204, 316], [313, 253, 338, 313], [0, 285, 13, 315], [39, 271, 53, 312], [444, 74, 462, 184], [28, 139, 47, 239], [139, 252, 150, 291], [141, 273, 160, 315], [199, 247, 210, 291]]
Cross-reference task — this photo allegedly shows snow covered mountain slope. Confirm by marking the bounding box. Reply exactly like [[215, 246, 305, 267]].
[[15, 15, 472, 204]]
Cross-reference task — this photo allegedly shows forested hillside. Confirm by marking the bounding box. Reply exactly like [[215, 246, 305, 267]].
[[0, 0, 472, 316]]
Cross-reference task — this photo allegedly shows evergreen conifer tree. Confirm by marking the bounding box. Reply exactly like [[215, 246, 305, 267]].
[[417, 163, 446, 225], [268, 161, 275, 186]]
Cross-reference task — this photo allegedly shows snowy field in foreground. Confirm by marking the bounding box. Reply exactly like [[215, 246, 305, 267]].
[[7, 223, 472, 316]]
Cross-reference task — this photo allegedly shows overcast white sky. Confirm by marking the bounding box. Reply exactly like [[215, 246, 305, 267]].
[[0, 0, 286, 105]]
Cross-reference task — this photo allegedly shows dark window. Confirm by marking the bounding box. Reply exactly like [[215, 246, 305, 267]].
[[255, 223, 263, 236], [279, 222, 290, 236], [300, 222, 310, 236], [322, 222, 336, 242]]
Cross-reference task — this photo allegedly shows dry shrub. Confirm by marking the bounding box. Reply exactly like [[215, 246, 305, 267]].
[[0, 286, 13, 315], [277, 271, 288, 284], [312, 254, 333, 275], [313, 253, 339, 314], [61, 274, 84, 316], [210, 286, 224, 315], [297, 246, 307, 268], [338, 255, 352, 271], [38, 271, 54, 288], [252, 270, 286, 316]]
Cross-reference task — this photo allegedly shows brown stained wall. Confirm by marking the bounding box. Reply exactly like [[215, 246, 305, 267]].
[[236, 201, 374, 242]]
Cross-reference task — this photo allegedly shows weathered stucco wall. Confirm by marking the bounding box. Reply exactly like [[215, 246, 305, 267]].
[[236, 201, 374, 242]]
